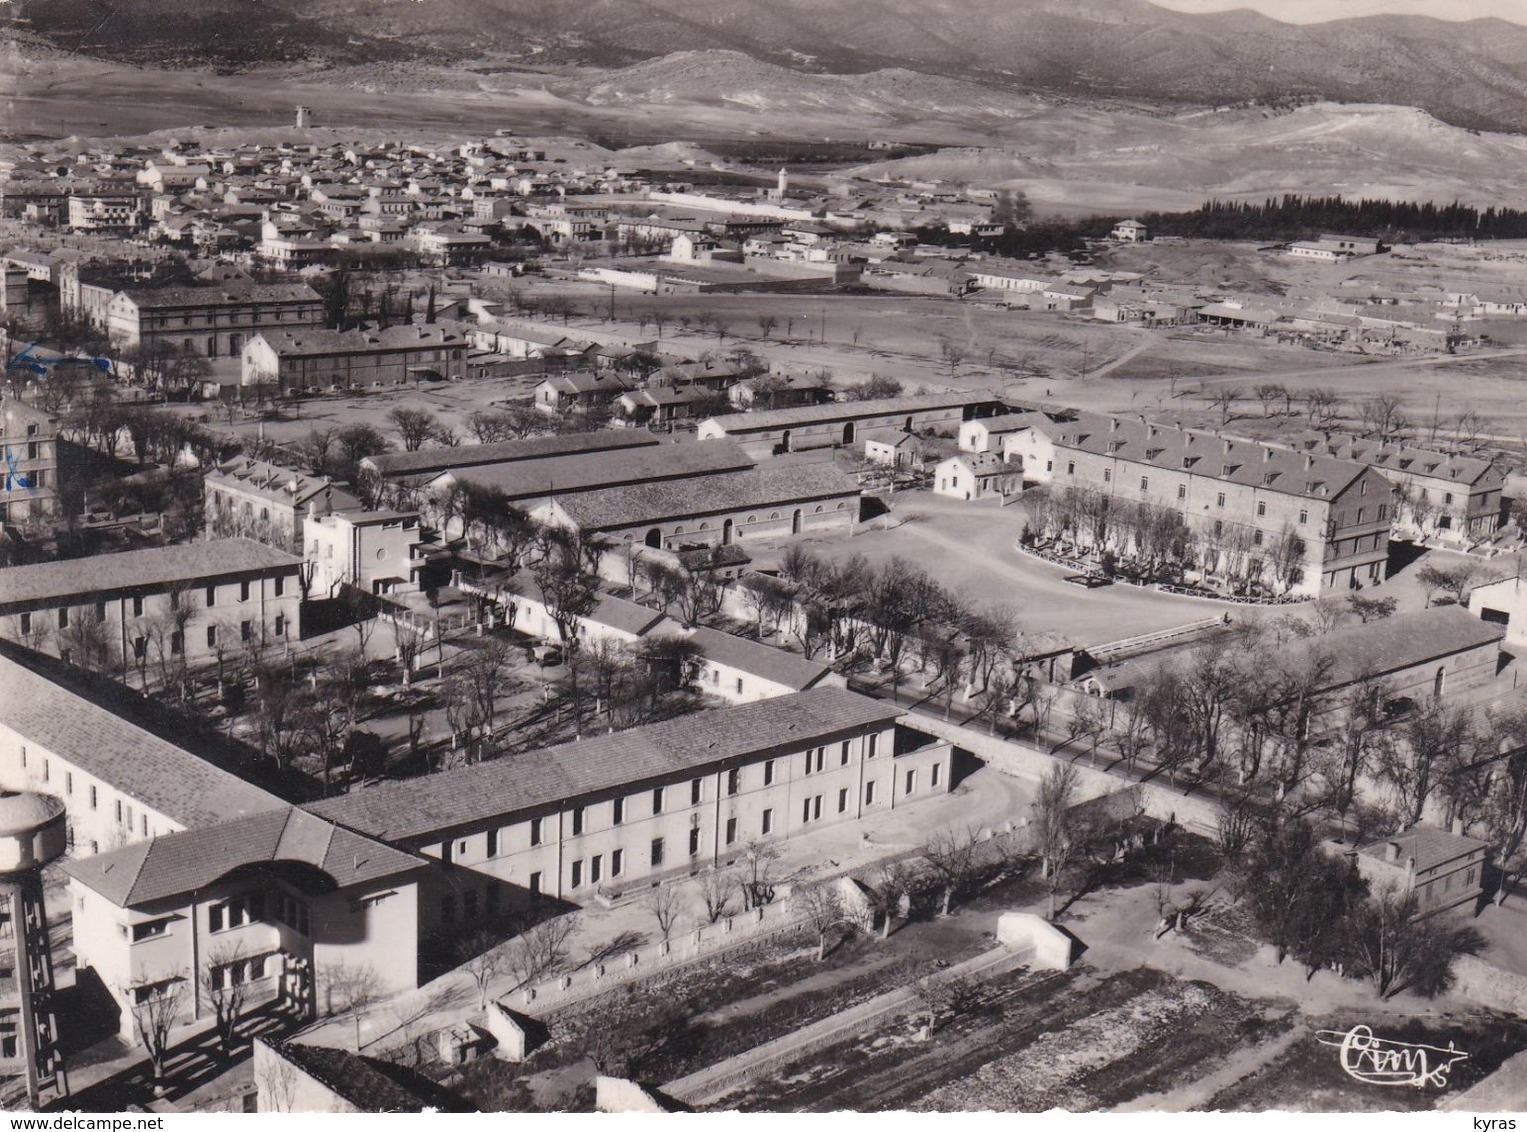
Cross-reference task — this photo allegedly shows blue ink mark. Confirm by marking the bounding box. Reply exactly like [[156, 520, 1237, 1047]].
[[2, 447, 33, 494]]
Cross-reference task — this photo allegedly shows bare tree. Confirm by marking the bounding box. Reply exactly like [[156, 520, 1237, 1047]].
[[131, 976, 187, 1092], [644, 884, 683, 942], [695, 869, 737, 924], [389, 408, 438, 453], [911, 974, 977, 1036], [1031, 762, 1079, 920], [793, 882, 847, 960], [505, 914, 580, 991], [921, 826, 981, 917], [458, 931, 505, 1011], [1254, 382, 1287, 417], [325, 961, 384, 1050], [1208, 385, 1242, 425], [201, 945, 248, 1059]]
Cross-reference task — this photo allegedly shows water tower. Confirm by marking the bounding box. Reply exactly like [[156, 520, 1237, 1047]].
[[294, 105, 312, 129], [0, 794, 68, 1109]]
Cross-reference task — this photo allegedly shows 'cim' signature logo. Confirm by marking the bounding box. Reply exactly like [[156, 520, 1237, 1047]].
[[1316, 1025, 1469, 1089]]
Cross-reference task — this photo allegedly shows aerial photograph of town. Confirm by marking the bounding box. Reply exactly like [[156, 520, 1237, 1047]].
[[0, 0, 1526, 1118]]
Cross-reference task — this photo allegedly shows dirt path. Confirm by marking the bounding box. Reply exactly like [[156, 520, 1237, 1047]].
[[694, 950, 905, 1026], [1111, 1025, 1300, 1113]]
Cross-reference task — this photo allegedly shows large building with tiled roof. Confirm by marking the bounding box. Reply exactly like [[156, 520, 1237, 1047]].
[[530, 460, 862, 550], [241, 321, 472, 393], [64, 806, 431, 1043], [359, 429, 658, 484], [306, 688, 950, 908], [1280, 431, 1504, 544], [0, 537, 303, 678], [104, 281, 324, 358], [1005, 411, 1395, 596], [0, 643, 285, 856]]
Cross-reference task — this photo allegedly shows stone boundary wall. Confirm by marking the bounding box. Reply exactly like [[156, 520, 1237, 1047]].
[[904, 712, 1222, 837]]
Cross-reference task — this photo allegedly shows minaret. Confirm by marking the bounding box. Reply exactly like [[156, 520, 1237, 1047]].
[[0, 793, 69, 1109], [294, 106, 312, 129], [775, 167, 788, 201]]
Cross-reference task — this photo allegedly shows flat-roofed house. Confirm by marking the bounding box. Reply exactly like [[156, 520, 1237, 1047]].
[[64, 807, 430, 1044], [1470, 575, 1527, 650], [305, 689, 952, 917]]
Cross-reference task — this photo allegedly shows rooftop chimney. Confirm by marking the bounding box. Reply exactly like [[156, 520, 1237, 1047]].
[[1304, 454, 1315, 470]]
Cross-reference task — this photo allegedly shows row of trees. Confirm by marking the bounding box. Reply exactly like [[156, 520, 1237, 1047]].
[[1023, 484, 1306, 596]]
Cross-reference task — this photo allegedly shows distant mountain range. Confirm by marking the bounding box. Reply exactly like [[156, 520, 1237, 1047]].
[[11, 0, 1527, 133]]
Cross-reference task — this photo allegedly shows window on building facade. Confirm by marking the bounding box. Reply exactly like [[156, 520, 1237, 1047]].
[[838, 788, 849, 813], [529, 872, 542, 895], [841, 741, 851, 766], [57, 607, 67, 630], [690, 778, 702, 805], [206, 585, 216, 607], [612, 797, 624, 825], [867, 733, 879, 759], [530, 817, 542, 846], [17, 614, 28, 636], [650, 837, 665, 866], [725, 817, 737, 845], [571, 806, 584, 836], [486, 829, 498, 857], [570, 860, 583, 889], [612, 849, 624, 877], [906, 769, 917, 794], [931, 763, 941, 788], [1067, 461, 1075, 475], [653, 786, 665, 813], [1256, 501, 1266, 517], [761, 809, 773, 835], [1299, 509, 1308, 525], [865, 781, 877, 805], [240, 582, 251, 602], [1216, 492, 1226, 508], [688, 828, 700, 856], [763, 759, 775, 786]]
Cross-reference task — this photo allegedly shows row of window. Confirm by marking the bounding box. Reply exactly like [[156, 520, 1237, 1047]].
[[18, 580, 286, 634]]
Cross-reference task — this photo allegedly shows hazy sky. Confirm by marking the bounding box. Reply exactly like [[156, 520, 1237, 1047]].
[[1149, 0, 1527, 22]]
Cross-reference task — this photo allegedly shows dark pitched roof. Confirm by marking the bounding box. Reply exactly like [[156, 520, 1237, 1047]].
[[120, 283, 320, 308], [1283, 431, 1500, 488], [0, 645, 284, 831], [684, 626, 832, 690], [1358, 824, 1489, 874], [545, 462, 860, 531], [257, 1040, 475, 1113], [363, 430, 657, 479], [438, 440, 754, 501], [305, 688, 898, 842], [0, 538, 302, 607], [1033, 411, 1377, 503], [253, 321, 471, 358], [1276, 605, 1504, 688], [62, 806, 425, 907]]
